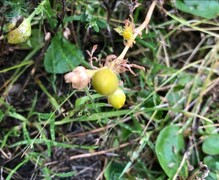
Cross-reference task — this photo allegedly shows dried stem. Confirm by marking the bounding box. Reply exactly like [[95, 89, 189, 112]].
[[115, 0, 157, 62], [43, 138, 139, 167], [69, 139, 138, 160]]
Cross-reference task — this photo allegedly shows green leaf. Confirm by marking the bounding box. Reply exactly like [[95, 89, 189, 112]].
[[104, 161, 127, 180], [155, 125, 187, 178], [138, 90, 163, 119], [175, 0, 219, 19], [119, 134, 150, 178], [166, 89, 184, 107], [44, 33, 84, 74], [55, 171, 76, 178], [206, 172, 219, 180], [43, 0, 57, 28], [6, 158, 29, 180], [64, 14, 87, 23], [96, 19, 107, 29], [202, 134, 219, 155], [75, 94, 103, 109], [204, 155, 219, 171], [0, 109, 4, 122]]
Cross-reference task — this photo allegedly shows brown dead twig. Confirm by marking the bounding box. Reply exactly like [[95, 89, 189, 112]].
[[44, 138, 139, 167]]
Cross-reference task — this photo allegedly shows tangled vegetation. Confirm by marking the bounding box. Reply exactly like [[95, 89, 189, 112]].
[[1, 0, 219, 179]]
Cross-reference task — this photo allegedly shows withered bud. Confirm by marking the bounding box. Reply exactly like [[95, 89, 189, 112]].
[[45, 32, 51, 41], [63, 27, 71, 39], [64, 66, 91, 90]]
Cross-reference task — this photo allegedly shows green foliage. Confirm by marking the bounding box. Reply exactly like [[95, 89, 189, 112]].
[[0, 109, 4, 122], [119, 134, 150, 178], [75, 94, 103, 109], [6, 158, 29, 180], [24, 29, 44, 49], [175, 0, 219, 19], [138, 89, 163, 119], [104, 161, 127, 180], [64, 1, 107, 32], [204, 155, 219, 180], [204, 155, 219, 171], [136, 31, 158, 53], [3, 0, 28, 18], [202, 134, 219, 155], [54, 171, 76, 178], [206, 172, 219, 180], [1, 0, 219, 179], [155, 125, 188, 179], [44, 33, 85, 73]]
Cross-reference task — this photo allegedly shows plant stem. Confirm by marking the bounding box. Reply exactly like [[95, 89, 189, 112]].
[[27, 0, 47, 22], [115, 0, 157, 63]]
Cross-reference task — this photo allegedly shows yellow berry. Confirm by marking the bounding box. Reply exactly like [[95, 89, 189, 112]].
[[92, 68, 118, 95], [7, 18, 31, 44], [108, 88, 126, 109]]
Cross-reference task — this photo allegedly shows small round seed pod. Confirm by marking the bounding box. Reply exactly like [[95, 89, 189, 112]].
[[108, 88, 126, 109], [92, 68, 119, 95]]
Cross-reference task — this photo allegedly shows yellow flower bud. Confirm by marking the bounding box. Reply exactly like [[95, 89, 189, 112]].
[[122, 27, 133, 41]]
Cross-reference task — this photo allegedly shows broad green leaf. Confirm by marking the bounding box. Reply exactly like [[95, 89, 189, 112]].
[[204, 155, 219, 171], [155, 125, 187, 178], [202, 134, 219, 155], [175, 0, 219, 19], [44, 33, 84, 74], [206, 172, 218, 180], [203, 156, 219, 180]]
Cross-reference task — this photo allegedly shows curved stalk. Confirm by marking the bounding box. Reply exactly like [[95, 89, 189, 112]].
[[115, 0, 157, 63]]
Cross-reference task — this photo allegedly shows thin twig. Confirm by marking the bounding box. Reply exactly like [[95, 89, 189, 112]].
[[44, 139, 138, 167], [66, 116, 131, 138], [69, 139, 138, 160]]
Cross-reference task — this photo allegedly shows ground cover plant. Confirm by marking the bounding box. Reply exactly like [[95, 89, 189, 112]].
[[0, 0, 219, 179]]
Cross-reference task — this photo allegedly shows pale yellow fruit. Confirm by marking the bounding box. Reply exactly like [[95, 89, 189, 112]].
[[108, 88, 126, 109], [92, 68, 118, 95]]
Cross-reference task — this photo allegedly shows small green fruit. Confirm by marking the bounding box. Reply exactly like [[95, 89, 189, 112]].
[[108, 88, 126, 109], [92, 68, 118, 95], [7, 18, 31, 44]]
